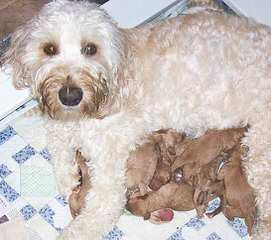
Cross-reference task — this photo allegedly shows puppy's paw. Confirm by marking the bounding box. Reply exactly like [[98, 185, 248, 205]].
[[149, 208, 174, 224]]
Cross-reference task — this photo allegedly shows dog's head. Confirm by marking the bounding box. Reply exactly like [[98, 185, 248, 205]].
[[1, 0, 126, 119]]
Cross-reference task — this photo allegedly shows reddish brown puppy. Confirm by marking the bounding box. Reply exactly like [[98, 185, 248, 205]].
[[217, 145, 256, 235]]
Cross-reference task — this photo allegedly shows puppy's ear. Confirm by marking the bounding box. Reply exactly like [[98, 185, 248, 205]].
[[0, 25, 31, 89]]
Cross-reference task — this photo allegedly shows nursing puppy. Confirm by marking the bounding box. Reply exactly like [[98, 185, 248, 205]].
[[71, 127, 252, 228], [126, 182, 194, 221], [217, 145, 256, 235], [126, 129, 185, 197], [2, 1, 271, 239]]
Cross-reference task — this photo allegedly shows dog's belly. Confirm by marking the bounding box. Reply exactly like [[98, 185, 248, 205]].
[[131, 12, 271, 135]]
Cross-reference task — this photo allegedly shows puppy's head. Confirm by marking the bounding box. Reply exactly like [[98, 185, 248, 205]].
[[126, 195, 149, 218], [1, 0, 126, 119]]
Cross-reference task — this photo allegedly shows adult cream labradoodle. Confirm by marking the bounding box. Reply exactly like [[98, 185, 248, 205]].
[[2, 0, 271, 239]]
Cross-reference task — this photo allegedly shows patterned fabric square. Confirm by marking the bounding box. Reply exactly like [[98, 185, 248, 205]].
[[103, 227, 124, 240], [0, 180, 20, 202], [39, 148, 52, 161], [4, 168, 20, 194], [55, 195, 68, 207], [21, 164, 56, 198], [206, 197, 221, 213], [12, 145, 36, 165], [39, 204, 62, 232], [168, 229, 185, 240], [39, 204, 55, 225], [6, 208, 21, 219], [20, 204, 37, 221], [0, 126, 16, 146], [207, 232, 222, 240], [185, 217, 205, 231], [227, 218, 248, 238], [0, 164, 12, 178]]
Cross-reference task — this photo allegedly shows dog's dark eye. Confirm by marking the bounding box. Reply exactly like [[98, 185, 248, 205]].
[[81, 43, 97, 56], [43, 43, 58, 56]]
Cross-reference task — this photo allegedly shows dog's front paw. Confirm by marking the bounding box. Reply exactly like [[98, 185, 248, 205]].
[[57, 220, 101, 240]]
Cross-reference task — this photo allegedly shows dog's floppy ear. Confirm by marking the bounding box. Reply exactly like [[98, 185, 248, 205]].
[[0, 25, 32, 89]]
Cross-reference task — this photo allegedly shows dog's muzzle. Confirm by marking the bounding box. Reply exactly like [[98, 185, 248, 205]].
[[58, 85, 83, 106]]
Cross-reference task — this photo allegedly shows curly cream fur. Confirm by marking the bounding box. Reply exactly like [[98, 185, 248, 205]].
[[2, 0, 271, 239]]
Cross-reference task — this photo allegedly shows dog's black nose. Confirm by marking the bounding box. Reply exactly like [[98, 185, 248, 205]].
[[58, 86, 83, 106]]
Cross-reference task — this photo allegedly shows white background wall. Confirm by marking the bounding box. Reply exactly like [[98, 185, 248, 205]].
[[224, 0, 271, 27]]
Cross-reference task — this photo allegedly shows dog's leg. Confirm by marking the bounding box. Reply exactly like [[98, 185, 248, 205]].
[[242, 118, 271, 239], [45, 121, 81, 196], [53, 147, 80, 196], [57, 113, 152, 240]]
